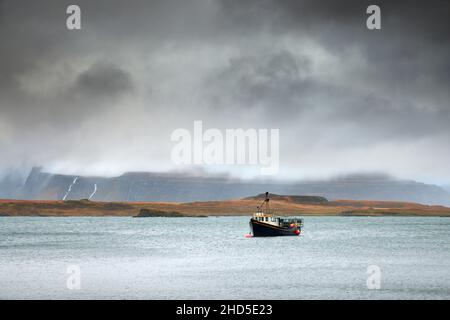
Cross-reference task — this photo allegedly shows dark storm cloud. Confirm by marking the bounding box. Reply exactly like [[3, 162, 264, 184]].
[[216, 0, 450, 89], [219, 0, 450, 38], [0, 0, 215, 123], [0, 1, 138, 129], [75, 62, 133, 99], [211, 0, 450, 136], [207, 51, 314, 115], [207, 47, 450, 143], [0, 0, 449, 182]]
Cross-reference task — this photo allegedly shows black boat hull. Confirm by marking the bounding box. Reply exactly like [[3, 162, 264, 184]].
[[250, 219, 300, 237]]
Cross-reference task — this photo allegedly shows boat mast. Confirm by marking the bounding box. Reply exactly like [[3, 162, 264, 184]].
[[256, 192, 271, 215]]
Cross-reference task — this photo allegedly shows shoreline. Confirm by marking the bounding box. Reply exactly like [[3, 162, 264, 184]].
[[1, 197, 450, 217], [2, 215, 450, 218]]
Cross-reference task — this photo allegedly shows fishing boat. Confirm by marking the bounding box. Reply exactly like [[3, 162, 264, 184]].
[[249, 192, 303, 237]]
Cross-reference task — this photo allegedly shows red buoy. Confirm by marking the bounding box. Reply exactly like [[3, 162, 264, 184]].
[[244, 234, 253, 238], [295, 229, 300, 235]]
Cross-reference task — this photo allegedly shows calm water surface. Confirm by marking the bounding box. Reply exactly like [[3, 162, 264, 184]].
[[0, 216, 449, 299]]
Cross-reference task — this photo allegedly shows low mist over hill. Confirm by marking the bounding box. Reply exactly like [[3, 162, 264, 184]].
[[0, 167, 449, 206]]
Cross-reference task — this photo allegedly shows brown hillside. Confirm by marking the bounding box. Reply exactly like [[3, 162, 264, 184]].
[[1, 195, 450, 217]]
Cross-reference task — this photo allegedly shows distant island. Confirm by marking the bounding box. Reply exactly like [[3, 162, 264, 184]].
[[1, 193, 450, 217]]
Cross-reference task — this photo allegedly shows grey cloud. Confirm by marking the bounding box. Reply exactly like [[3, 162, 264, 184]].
[[0, 0, 449, 183], [207, 51, 312, 114], [75, 62, 133, 99], [217, 0, 450, 104], [206, 48, 449, 139]]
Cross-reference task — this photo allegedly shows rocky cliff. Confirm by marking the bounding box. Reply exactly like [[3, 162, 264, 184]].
[[1, 167, 449, 206]]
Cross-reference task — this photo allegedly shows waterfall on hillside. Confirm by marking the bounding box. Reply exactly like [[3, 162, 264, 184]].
[[62, 177, 78, 201], [89, 184, 98, 200]]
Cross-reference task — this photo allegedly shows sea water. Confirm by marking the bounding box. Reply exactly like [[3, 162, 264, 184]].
[[0, 216, 449, 299]]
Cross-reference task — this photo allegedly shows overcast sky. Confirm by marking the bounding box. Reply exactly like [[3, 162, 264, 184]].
[[0, 0, 449, 184]]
